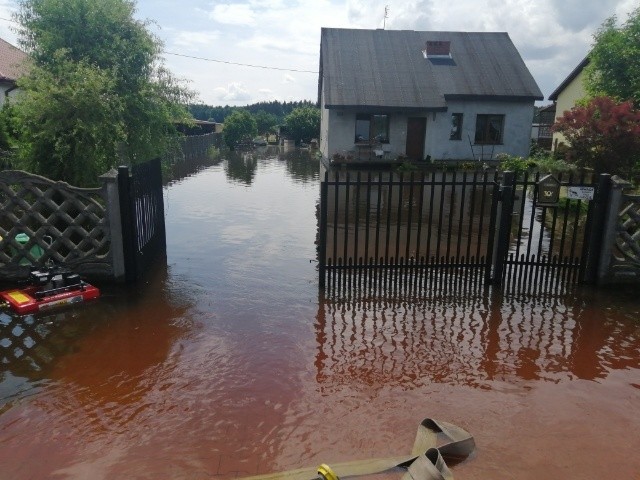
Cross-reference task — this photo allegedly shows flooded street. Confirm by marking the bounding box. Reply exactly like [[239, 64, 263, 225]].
[[1, 149, 639, 479]]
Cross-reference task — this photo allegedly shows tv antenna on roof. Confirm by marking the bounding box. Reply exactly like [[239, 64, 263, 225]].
[[383, 5, 389, 29]]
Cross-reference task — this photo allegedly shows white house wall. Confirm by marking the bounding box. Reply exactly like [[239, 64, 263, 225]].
[[430, 99, 535, 160], [0, 83, 20, 107], [321, 98, 535, 161]]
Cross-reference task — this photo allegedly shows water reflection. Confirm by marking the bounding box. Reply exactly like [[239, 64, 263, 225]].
[[0, 265, 192, 415], [279, 148, 319, 183], [315, 290, 640, 392], [164, 154, 223, 186], [225, 151, 259, 186], [166, 147, 320, 187]]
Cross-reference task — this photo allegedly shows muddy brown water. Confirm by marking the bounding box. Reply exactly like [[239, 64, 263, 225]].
[[1, 149, 639, 479]]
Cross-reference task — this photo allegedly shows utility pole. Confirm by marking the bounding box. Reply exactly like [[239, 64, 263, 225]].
[[383, 5, 389, 29]]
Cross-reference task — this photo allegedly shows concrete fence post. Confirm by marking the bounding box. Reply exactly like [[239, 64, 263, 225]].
[[597, 176, 635, 284], [99, 169, 126, 282]]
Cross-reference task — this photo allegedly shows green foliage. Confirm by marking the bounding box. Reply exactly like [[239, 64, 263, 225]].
[[552, 96, 640, 177], [223, 110, 257, 149], [284, 106, 320, 144], [206, 145, 221, 160], [253, 110, 278, 135], [14, 56, 125, 185], [496, 154, 532, 173], [496, 153, 576, 175], [12, 0, 193, 186], [189, 100, 317, 124], [0, 104, 17, 151], [585, 8, 640, 104], [395, 161, 417, 172]]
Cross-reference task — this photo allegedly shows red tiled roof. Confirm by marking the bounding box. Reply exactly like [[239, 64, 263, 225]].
[[0, 37, 29, 82]]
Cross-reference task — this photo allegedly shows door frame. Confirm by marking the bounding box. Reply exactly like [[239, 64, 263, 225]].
[[406, 117, 427, 161]]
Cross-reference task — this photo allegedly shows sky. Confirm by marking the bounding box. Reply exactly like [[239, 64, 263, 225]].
[[0, 0, 637, 107]]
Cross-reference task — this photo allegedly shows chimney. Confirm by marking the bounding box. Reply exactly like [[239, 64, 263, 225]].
[[423, 40, 451, 58]]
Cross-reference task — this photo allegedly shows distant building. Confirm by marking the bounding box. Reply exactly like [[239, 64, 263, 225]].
[[0, 37, 29, 107], [318, 28, 543, 163], [531, 104, 556, 150], [548, 56, 589, 151]]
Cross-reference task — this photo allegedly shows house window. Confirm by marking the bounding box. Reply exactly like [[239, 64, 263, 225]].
[[355, 114, 389, 143], [474, 114, 504, 144], [450, 113, 463, 140]]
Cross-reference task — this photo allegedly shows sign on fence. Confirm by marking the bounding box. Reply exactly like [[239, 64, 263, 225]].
[[567, 186, 595, 201]]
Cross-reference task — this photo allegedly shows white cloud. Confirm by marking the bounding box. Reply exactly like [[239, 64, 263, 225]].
[[5, 0, 640, 106], [172, 30, 221, 50], [214, 82, 253, 102], [210, 3, 257, 26]]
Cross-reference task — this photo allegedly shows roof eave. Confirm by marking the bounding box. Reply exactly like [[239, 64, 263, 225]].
[[445, 94, 543, 102], [324, 104, 448, 112], [548, 56, 590, 101]]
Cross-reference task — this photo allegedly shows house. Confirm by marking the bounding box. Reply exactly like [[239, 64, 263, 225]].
[[548, 56, 589, 152], [318, 28, 543, 163], [0, 37, 29, 107], [531, 103, 556, 150]]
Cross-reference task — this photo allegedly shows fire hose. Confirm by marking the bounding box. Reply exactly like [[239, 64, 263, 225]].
[[241, 418, 475, 480]]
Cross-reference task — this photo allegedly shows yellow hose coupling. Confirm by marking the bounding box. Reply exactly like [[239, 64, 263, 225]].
[[317, 464, 339, 480]]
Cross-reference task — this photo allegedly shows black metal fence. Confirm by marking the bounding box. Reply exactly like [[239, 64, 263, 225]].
[[497, 171, 606, 296], [118, 158, 166, 283], [319, 170, 500, 296], [318, 169, 607, 297]]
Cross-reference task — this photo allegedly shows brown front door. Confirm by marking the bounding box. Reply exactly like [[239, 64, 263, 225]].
[[406, 117, 427, 160]]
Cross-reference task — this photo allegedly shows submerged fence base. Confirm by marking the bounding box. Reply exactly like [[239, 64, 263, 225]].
[[325, 257, 490, 299]]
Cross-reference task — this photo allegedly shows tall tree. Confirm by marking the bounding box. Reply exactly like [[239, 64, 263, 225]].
[[223, 110, 257, 149], [585, 7, 640, 104], [253, 110, 278, 135], [285, 106, 320, 144], [13, 0, 193, 185]]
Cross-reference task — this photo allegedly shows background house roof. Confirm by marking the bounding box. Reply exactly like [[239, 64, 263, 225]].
[[548, 56, 590, 101], [319, 28, 543, 110], [0, 37, 29, 83]]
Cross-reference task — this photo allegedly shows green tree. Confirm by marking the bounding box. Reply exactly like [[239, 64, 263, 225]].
[[585, 8, 640, 104], [253, 110, 278, 135], [285, 106, 320, 144], [13, 0, 193, 185], [223, 110, 257, 149], [552, 96, 640, 177]]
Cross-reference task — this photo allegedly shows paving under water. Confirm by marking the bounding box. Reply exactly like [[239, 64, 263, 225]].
[[1, 148, 639, 479]]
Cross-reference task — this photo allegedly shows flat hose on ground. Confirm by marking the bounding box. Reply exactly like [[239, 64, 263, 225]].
[[241, 418, 475, 480]]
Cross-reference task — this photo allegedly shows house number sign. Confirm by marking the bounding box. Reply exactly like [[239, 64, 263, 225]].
[[537, 174, 560, 207], [567, 186, 595, 201]]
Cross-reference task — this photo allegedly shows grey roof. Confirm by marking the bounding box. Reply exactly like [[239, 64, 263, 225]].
[[0, 37, 29, 83], [319, 28, 543, 110]]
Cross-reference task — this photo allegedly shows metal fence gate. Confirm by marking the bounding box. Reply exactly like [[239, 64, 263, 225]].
[[318, 169, 605, 296], [493, 171, 605, 295], [118, 158, 167, 283]]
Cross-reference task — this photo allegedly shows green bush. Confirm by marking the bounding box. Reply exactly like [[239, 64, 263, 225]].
[[497, 153, 576, 175]]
